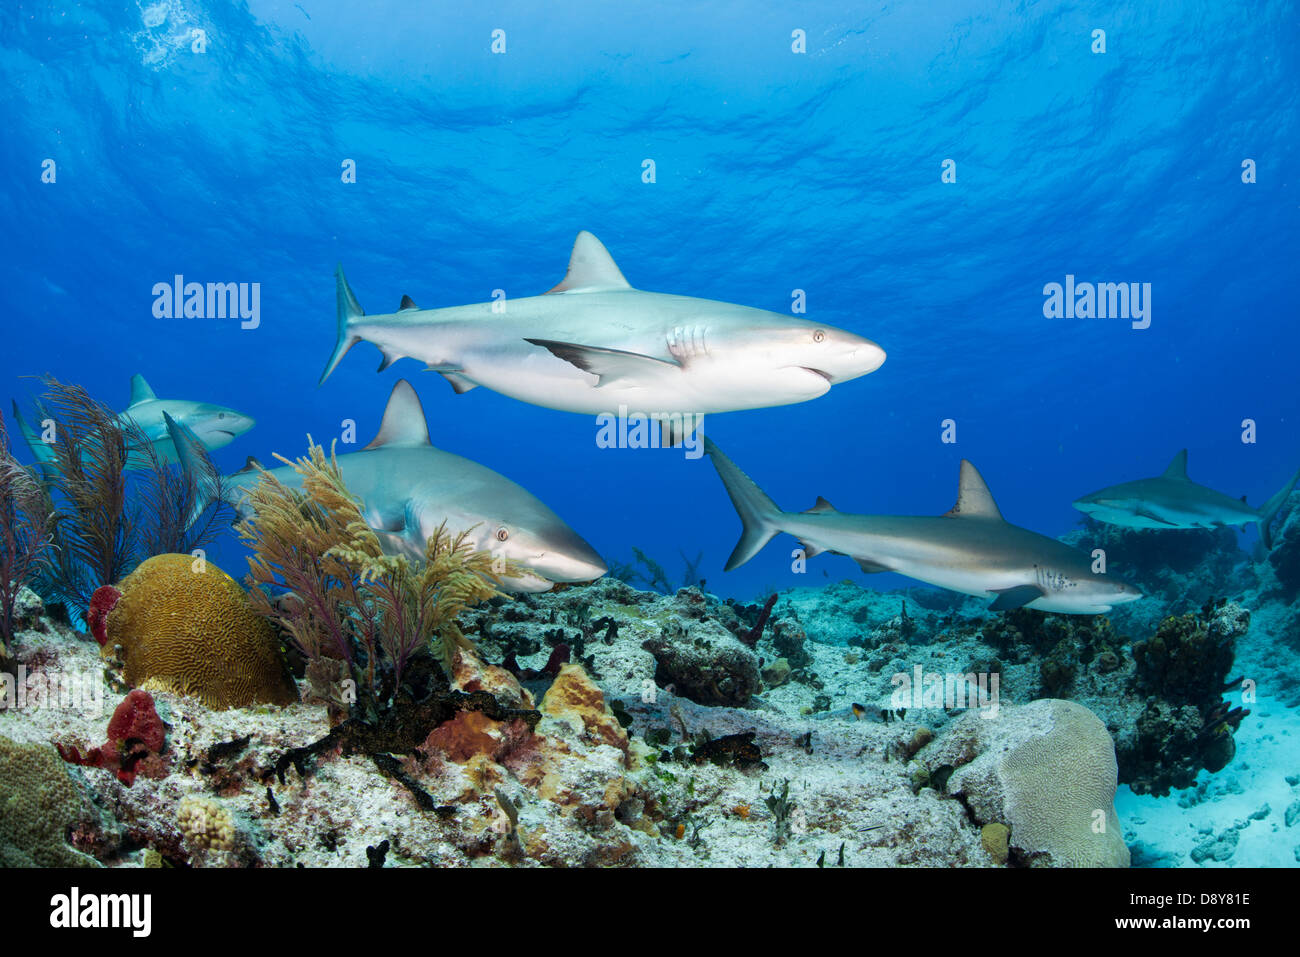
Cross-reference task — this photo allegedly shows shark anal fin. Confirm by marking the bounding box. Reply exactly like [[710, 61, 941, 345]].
[[803, 496, 836, 514], [524, 338, 680, 387], [654, 413, 703, 447], [943, 460, 1003, 520], [399, 295, 418, 311], [799, 541, 825, 559], [989, 584, 1045, 611], [546, 231, 633, 294], [855, 558, 891, 574]]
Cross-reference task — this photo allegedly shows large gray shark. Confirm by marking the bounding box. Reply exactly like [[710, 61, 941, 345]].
[[705, 439, 1143, 615], [320, 232, 886, 422], [167, 379, 607, 593], [1072, 449, 1299, 548], [13, 374, 255, 470]]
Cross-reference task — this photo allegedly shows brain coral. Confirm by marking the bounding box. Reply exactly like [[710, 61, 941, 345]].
[[102, 553, 298, 709], [926, 699, 1130, 868], [0, 735, 99, 867]]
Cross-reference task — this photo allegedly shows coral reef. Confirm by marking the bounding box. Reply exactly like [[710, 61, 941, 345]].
[[177, 795, 237, 854], [0, 734, 100, 867], [99, 553, 298, 709], [924, 699, 1130, 867]]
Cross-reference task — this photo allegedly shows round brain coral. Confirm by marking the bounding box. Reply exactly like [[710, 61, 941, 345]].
[[102, 553, 298, 710], [927, 699, 1130, 868]]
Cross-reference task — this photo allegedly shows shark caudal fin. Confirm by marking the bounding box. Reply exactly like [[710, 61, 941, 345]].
[[320, 264, 365, 385], [9, 401, 57, 472], [164, 411, 229, 530], [1257, 465, 1300, 550], [704, 437, 783, 571]]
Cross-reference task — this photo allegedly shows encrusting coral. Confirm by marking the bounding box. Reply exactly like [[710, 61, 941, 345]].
[[95, 553, 298, 709], [237, 439, 512, 718], [0, 734, 100, 867]]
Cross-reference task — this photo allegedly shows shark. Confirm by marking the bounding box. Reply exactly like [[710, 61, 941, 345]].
[[704, 438, 1143, 614], [1072, 449, 1300, 548], [12, 374, 255, 470], [319, 231, 886, 428], [166, 379, 608, 593]]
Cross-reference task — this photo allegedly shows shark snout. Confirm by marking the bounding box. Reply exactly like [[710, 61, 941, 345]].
[[821, 335, 886, 384], [522, 529, 608, 585]]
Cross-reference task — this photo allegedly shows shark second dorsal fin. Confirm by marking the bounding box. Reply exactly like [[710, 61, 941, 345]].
[[943, 460, 1003, 520], [129, 374, 157, 407], [802, 496, 836, 514], [546, 231, 632, 294], [1162, 449, 1189, 480], [363, 380, 432, 450], [236, 456, 266, 474]]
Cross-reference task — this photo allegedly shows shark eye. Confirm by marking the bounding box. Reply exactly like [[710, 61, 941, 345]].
[[495, 526, 510, 542], [812, 329, 826, 343], [218, 412, 228, 419]]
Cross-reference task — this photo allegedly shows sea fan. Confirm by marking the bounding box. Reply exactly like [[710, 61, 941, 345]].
[[0, 410, 53, 646]]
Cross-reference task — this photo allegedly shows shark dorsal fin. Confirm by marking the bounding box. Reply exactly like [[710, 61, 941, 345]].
[[399, 295, 418, 311], [546, 231, 632, 294], [803, 496, 836, 514], [363, 380, 431, 450], [236, 456, 266, 474], [129, 374, 157, 407], [943, 460, 1003, 520], [1162, 449, 1189, 480]]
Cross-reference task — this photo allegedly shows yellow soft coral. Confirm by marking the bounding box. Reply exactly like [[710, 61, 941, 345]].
[[103, 553, 298, 709]]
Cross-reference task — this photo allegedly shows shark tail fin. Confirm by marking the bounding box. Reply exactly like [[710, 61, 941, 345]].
[[164, 411, 228, 530], [9, 400, 57, 472], [704, 437, 783, 571], [320, 264, 365, 385], [1257, 465, 1300, 550]]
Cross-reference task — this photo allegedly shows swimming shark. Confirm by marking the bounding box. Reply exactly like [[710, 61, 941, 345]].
[[12, 374, 255, 470], [1072, 449, 1299, 548], [166, 379, 607, 593], [705, 439, 1143, 614], [319, 232, 886, 426]]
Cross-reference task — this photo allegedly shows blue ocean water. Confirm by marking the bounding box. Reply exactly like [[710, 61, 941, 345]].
[[2, 0, 1296, 601]]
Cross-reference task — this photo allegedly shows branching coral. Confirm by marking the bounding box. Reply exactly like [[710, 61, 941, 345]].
[[237, 439, 515, 718], [20, 378, 231, 616], [0, 410, 53, 648]]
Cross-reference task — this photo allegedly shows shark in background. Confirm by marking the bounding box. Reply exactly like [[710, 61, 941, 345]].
[[704, 438, 1143, 615], [166, 379, 607, 593], [1072, 449, 1300, 548], [12, 373, 255, 470], [319, 231, 886, 430]]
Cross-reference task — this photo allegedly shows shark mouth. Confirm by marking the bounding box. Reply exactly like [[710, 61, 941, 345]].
[[800, 367, 834, 383]]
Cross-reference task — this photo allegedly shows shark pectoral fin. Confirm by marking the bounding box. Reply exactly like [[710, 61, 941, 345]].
[[855, 558, 891, 574], [524, 338, 681, 387], [1136, 505, 1179, 527], [436, 370, 479, 395], [989, 584, 1046, 611]]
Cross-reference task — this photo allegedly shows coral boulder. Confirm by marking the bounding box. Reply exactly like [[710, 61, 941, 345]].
[[100, 553, 298, 709]]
